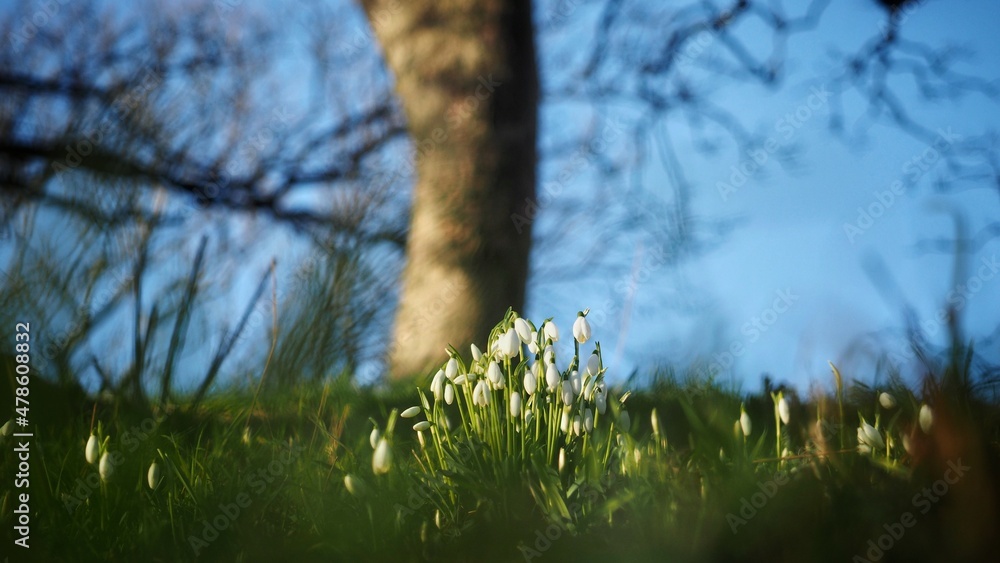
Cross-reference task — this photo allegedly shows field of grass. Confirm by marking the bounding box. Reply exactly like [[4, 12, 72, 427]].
[[2, 313, 999, 562]]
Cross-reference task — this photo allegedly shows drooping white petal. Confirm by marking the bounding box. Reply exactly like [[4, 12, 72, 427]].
[[778, 396, 791, 425], [370, 426, 380, 449], [445, 384, 455, 405], [524, 368, 537, 395], [740, 409, 752, 437], [445, 358, 459, 380], [595, 390, 607, 415], [86, 434, 100, 465], [584, 409, 594, 433], [413, 421, 431, 432], [510, 392, 522, 417], [514, 317, 532, 343], [431, 370, 446, 400], [99, 451, 114, 481], [545, 363, 560, 392], [471, 343, 483, 362], [544, 320, 559, 342], [587, 353, 601, 377], [919, 404, 933, 434], [879, 392, 896, 409], [372, 438, 392, 474], [401, 406, 421, 418], [573, 315, 592, 344], [147, 461, 162, 490]]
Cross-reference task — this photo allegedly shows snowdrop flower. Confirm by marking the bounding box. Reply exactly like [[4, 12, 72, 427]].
[[525, 409, 535, 426], [573, 415, 582, 436], [453, 374, 468, 386], [651, 408, 661, 437], [499, 327, 520, 359], [473, 380, 491, 407], [471, 343, 483, 362], [514, 317, 532, 344], [879, 392, 896, 409], [857, 419, 885, 450], [570, 370, 583, 396], [545, 363, 560, 393], [369, 426, 380, 449], [560, 409, 571, 433], [401, 406, 421, 419], [413, 421, 431, 432], [558, 448, 567, 472], [510, 392, 522, 417], [528, 333, 540, 355], [586, 353, 600, 377], [431, 370, 446, 401], [544, 320, 559, 342], [0, 419, 12, 437], [595, 390, 607, 415], [573, 314, 591, 344], [487, 361, 503, 386], [99, 451, 114, 481], [584, 409, 594, 433], [919, 404, 933, 434], [86, 434, 100, 465], [778, 395, 791, 425], [372, 437, 392, 475], [445, 358, 459, 380], [618, 410, 632, 432], [619, 410, 631, 432], [524, 365, 538, 395], [543, 345, 555, 365], [445, 384, 455, 405], [147, 461, 162, 490], [561, 382, 574, 406], [739, 407, 752, 437], [344, 474, 366, 496]]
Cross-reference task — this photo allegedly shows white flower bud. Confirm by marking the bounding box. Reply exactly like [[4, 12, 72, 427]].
[[473, 380, 491, 407], [372, 438, 392, 475], [573, 315, 591, 344], [524, 367, 538, 396], [879, 392, 896, 409], [86, 434, 100, 465], [573, 415, 582, 436], [147, 461, 162, 490], [544, 320, 559, 342], [413, 421, 431, 432], [514, 317, 532, 344], [344, 473, 366, 496], [431, 370, 446, 401], [471, 343, 483, 362], [561, 382, 574, 406], [545, 363, 560, 393], [584, 409, 594, 433], [595, 390, 607, 415], [739, 408, 752, 437], [510, 392, 522, 417], [570, 370, 583, 396], [445, 384, 455, 405], [558, 448, 566, 472], [445, 358, 459, 380], [778, 396, 790, 425], [487, 361, 503, 386], [587, 353, 600, 377], [500, 328, 520, 359], [99, 451, 113, 481], [919, 404, 933, 434], [560, 409, 570, 433], [370, 426, 380, 449]]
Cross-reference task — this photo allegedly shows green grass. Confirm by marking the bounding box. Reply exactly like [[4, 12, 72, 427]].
[[4, 356, 999, 562]]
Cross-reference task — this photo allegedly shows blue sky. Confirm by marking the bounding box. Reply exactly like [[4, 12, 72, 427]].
[[526, 0, 1000, 393]]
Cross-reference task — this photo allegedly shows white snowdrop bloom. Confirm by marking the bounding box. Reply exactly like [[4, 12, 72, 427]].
[[401, 406, 421, 419], [417, 430, 426, 449], [902, 433, 913, 455], [510, 392, 522, 417], [545, 363, 560, 393], [524, 366, 538, 396], [514, 317, 532, 344], [739, 408, 752, 437], [147, 461, 163, 490], [525, 409, 535, 426], [445, 384, 455, 405], [561, 382, 574, 407], [586, 353, 600, 377], [560, 409, 570, 433], [86, 434, 100, 465], [558, 448, 567, 472], [573, 315, 591, 344], [544, 320, 559, 342], [857, 420, 885, 450], [619, 410, 631, 432], [445, 358, 459, 380], [471, 343, 483, 362], [494, 372, 506, 389], [473, 380, 491, 408], [99, 451, 114, 481], [595, 390, 607, 415], [543, 345, 555, 365], [573, 415, 582, 437], [778, 396, 791, 425], [413, 421, 431, 432], [487, 361, 503, 386], [584, 409, 594, 433], [453, 374, 468, 386], [919, 404, 933, 434], [499, 328, 520, 359], [0, 419, 12, 437], [344, 474, 366, 496], [431, 370, 446, 401], [370, 426, 380, 449], [879, 392, 897, 410], [570, 370, 583, 396], [372, 437, 392, 475], [528, 335, 540, 356], [651, 408, 661, 436]]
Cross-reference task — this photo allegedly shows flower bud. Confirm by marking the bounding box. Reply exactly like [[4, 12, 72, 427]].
[[739, 408, 752, 437], [544, 320, 559, 342], [372, 438, 392, 475], [879, 392, 896, 409], [445, 358, 459, 380], [545, 363, 560, 393], [573, 315, 591, 344], [919, 404, 933, 434], [99, 451, 113, 481], [147, 461, 163, 490], [778, 396, 790, 425], [500, 328, 520, 358], [587, 353, 600, 377], [514, 317, 532, 344], [510, 392, 522, 417], [445, 384, 455, 405], [471, 343, 483, 362], [584, 409, 594, 433], [370, 426, 380, 449], [524, 367, 538, 396], [431, 370, 446, 401], [401, 406, 421, 418], [86, 434, 100, 465], [413, 421, 431, 432]]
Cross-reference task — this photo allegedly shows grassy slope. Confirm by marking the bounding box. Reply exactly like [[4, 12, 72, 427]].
[[2, 372, 999, 563]]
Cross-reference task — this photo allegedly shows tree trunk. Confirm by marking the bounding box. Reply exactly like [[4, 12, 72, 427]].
[[360, 0, 538, 377]]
